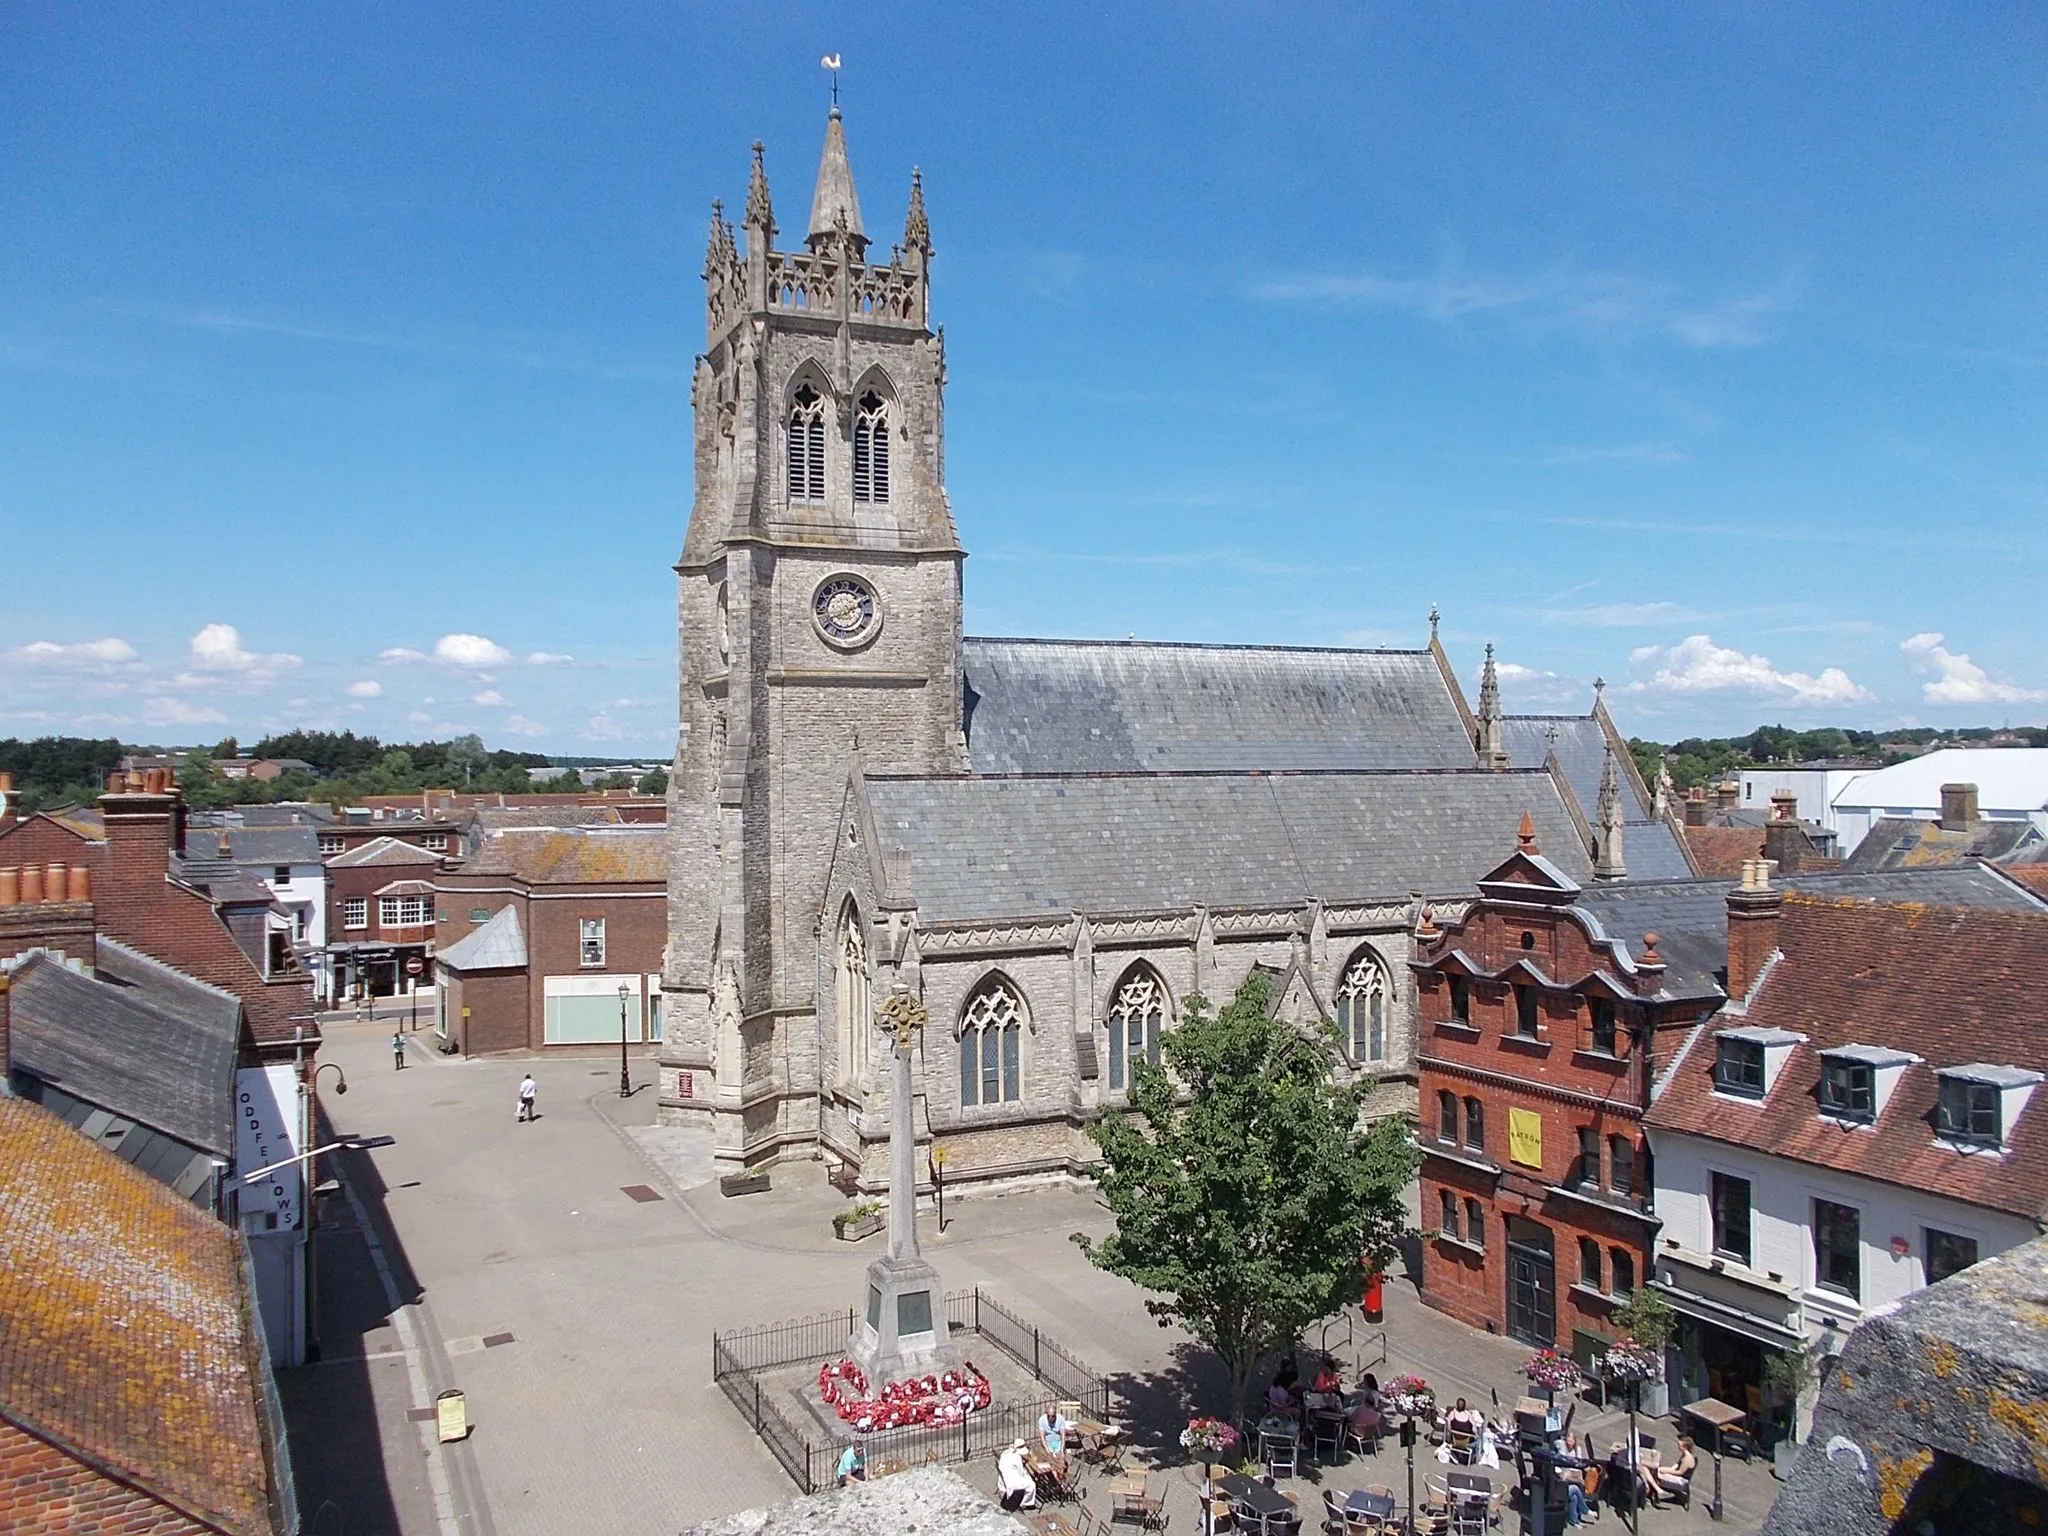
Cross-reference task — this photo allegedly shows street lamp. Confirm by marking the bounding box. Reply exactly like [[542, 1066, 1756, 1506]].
[[617, 980, 633, 1099], [314, 1061, 348, 1097]]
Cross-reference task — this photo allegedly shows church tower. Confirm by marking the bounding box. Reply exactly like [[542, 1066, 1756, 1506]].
[[660, 111, 964, 1170]]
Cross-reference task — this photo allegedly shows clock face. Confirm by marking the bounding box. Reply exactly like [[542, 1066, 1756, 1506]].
[[813, 575, 880, 648]]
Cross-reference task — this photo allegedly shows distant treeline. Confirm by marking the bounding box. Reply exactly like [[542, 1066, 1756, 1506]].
[[1628, 724, 2048, 793], [0, 732, 668, 814]]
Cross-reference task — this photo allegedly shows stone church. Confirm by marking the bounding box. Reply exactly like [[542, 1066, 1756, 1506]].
[[657, 110, 1696, 1192]]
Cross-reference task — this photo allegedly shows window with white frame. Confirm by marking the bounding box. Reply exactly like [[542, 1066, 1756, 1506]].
[[343, 897, 368, 930], [787, 382, 826, 502], [423, 833, 448, 852], [1336, 949, 1388, 1062], [958, 975, 1023, 1108], [579, 917, 606, 968], [852, 390, 890, 504], [378, 895, 430, 928], [1107, 965, 1164, 1093], [318, 835, 343, 854]]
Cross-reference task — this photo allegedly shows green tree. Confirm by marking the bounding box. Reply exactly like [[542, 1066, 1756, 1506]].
[[636, 767, 669, 796], [444, 733, 489, 786], [176, 755, 239, 810], [1074, 973, 1417, 1417]]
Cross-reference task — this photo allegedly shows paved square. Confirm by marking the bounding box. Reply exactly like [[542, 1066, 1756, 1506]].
[[285, 1016, 1778, 1534]]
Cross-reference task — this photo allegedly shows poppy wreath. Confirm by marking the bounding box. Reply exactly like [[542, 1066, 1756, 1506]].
[[818, 1359, 991, 1428]]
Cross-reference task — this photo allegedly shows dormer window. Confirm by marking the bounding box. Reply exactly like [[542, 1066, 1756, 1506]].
[[1514, 985, 1540, 1039], [1589, 996, 1617, 1055], [1936, 1065, 2042, 1150], [1714, 1039, 1766, 1098], [1818, 1058, 1875, 1123], [1449, 975, 1471, 1026]]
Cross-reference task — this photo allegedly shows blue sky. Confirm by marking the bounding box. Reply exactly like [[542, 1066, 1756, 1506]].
[[3, 3, 2044, 756]]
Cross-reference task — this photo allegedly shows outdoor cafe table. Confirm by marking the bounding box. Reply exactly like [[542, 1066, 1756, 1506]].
[[1218, 1472, 1293, 1530], [1445, 1471, 1492, 1500], [1346, 1487, 1399, 1521], [1682, 1396, 1749, 1521]]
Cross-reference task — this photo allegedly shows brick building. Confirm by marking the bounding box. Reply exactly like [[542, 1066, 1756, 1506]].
[[433, 823, 666, 1054], [325, 834, 446, 1002], [0, 1093, 286, 1535], [1412, 817, 1724, 1356]]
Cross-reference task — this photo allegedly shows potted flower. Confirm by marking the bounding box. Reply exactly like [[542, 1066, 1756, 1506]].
[[833, 1199, 884, 1241], [1610, 1287, 1674, 1415], [1597, 1336, 1663, 1401], [1181, 1416, 1240, 1461], [1523, 1348, 1583, 1400], [1385, 1373, 1437, 1420]]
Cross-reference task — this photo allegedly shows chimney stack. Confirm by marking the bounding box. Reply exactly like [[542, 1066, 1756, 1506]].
[[1725, 857, 1783, 1002], [1940, 782, 1979, 833], [1683, 787, 1708, 827], [1713, 775, 1740, 811], [19, 865, 42, 905], [100, 771, 184, 881], [0, 771, 14, 831]]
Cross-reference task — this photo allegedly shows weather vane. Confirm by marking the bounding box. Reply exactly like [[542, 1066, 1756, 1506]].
[[821, 53, 842, 109]]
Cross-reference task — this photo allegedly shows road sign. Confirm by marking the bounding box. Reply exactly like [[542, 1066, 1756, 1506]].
[[406, 957, 423, 976]]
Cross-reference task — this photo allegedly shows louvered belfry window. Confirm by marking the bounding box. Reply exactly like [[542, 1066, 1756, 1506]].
[[852, 390, 889, 504], [788, 383, 826, 502]]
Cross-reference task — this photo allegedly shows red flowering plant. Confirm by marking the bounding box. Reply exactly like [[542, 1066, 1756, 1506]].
[[1523, 1349, 1583, 1395], [1598, 1337, 1663, 1385], [1180, 1416, 1240, 1459], [1385, 1374, 1436, 1418]]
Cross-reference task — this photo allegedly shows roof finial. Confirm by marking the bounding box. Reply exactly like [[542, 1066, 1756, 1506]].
[[903, 167, 931, 255], [1593, 742, 1628, 882], [821, 52, 842, 111], [1476, 643, 1507, 772], [744, 141, 775, 238], [1593, 676, 1607, 709], [1429, 603, 1441, 641], [1517, 811, 1538, 854]]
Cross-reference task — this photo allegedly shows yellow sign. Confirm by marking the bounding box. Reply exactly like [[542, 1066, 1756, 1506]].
[[1507, 1108, 1544, 1169], [435, 1389, 469, 1443]]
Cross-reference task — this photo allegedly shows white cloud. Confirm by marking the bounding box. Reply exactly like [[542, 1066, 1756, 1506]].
[[1496, 662, 1553, 681], [1626, 634, 1872, 706], [1901, 632, 2048, 706], [189, 622, 300, 675], [345, 680, 383, 698], [434, 633, 512, 668], [7, 637, 140, 668], [503, 714, 549, 738], [143, 696, 229, 726], [526, 651, 575, 666], [406, 710, 432, 723], [585, 713, 627, 740], [473, 689, 507, 707], [379, 646, 427, 664]]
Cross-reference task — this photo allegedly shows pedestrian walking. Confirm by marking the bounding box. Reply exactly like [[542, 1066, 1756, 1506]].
[[518, 1074, 538, 1122], [391, 1031, 407, 1070]]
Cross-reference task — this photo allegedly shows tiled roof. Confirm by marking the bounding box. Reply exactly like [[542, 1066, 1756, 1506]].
[[1839, 816, 2042, 872], [0, 1096, 270, 1536], [466, 805, 625, 832], [436, 904, 527, 971], [959, 637, 1478, 773], [1502, 715, 1651, 821], [1683, 824, 1767, 877], [7, 951, 239, 1155], [2002, 863, 2048, 897], [454, 825, 665, 885], [39, 806, 106, 841], [1645, 895, 2048, 1222], [865, 768, 1593, 923], [329, 835, 444, 868]]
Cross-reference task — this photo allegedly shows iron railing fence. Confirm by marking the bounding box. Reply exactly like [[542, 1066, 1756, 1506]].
[[712, 1288, 1110, 1494]]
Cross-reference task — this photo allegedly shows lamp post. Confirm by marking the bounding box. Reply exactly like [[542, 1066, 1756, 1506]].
[[617, 981, 633, 1099]]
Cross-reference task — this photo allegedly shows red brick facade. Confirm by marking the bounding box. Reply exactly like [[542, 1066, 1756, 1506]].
[[1412, 831, 1702, 1360], [0, 1420, 222, 1535]]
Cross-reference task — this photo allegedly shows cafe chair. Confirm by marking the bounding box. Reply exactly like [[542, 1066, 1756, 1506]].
[[1267, 1436, 1299, 1480]]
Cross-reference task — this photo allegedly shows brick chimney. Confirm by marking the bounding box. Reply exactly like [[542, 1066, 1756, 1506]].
[[0, 771, 14, 832], [1725, 857, 1783, 1002], [1683, 787, 1708, 827], [1762, 791, 1806, 874], [1712, 775, 1740, 811], [100, 768, 185, 881], [1940, 782, 1979, 833]]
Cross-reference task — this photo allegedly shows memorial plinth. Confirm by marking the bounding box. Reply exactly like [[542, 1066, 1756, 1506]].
[[847, 986, 959, 1388]]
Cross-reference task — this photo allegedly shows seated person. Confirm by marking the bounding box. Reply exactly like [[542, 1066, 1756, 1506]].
[[1275, 1356, 1301, 1396], [1266, 1380, 1301, 1424], [1355, 1372, 1385, 1410], [1312, 1356, 1345, 1396], [1347, 1396, 1384, 1439], [996, 1440, 1038, 1512], [1651, 1436, 1697, 1505], [835, 1440, 865, 1488], [1037, 1405, 1072, 1469], [1444, 1397, 1484, 1432]]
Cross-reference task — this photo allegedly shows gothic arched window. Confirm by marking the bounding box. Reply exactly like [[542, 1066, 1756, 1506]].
[[852, 389, 890, 504], [959, 974, 1023, 1108], [1335, 948, 1389, 1063], [834, 902, 869, 1086], [788, 382, 826, 503], [1106, 964, 1167, 1094]]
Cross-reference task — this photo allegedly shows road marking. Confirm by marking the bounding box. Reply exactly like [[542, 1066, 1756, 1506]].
[[340, 1166, 464, 1536]]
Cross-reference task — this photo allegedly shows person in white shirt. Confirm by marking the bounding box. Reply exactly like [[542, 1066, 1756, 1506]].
[[518, 1075, 538, 1122], [997, 1441, 1038, 1512]]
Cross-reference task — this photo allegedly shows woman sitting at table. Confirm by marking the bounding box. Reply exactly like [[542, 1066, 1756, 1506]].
[[1311, 1356, 1345, 1396], [1355, 1372, 1384, 1410], [1650, 1436, 1697, 1506], [997, 1440, 1038, 1512]]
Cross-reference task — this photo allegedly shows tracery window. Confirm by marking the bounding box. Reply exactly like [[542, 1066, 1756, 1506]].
[[1106, 965, 1165, 1093], [834, 903, 870, 1086], [852, 389, 890, 504], [1335, 949, 1388, 1062], [787, 383, 826, 502], [959, 975, 1023, 1108]]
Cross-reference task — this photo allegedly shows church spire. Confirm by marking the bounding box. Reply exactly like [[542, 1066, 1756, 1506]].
[[1594, 742, 1629, 881], [704, 198, 734, 271], [1476, 644, 1508, 771], [807, 106, 867, 255], [743, 141, 775, 244], [903, 168, 931, 256]]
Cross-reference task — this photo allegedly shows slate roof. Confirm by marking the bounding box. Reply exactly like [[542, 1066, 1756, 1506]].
[[1838, 816, 2043, 873], [958, 637, 1477, 774], [329, 835, 444, 869], [1502, 715, 1650, 820], [1619, 819, 1696, 881], [179, 826, 323, 866], [454, 826, 665, 885], [0, 1096, 271, 1536], [6, 952, 238, 1157], [865, 768, 1593, 923], [435, 904, 527, 971], [1646, 896, 2048, 1224]]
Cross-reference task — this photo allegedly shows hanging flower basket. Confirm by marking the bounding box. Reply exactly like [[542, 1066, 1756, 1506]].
[[1181, 1416, 1240, 1459], [1523, 1348, 1583, 1394], [1598, 1336, 1663, 1385], [1385, 1374, 1437, 1419]]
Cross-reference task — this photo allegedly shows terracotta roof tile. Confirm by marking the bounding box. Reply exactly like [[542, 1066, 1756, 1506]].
[[1646, 894, 2048, 1222], [453, 825, 666, 885], [1681, 824, 1766, 878], [0, 1096, 270, 1535]]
